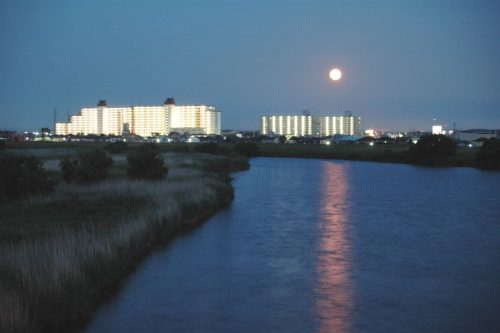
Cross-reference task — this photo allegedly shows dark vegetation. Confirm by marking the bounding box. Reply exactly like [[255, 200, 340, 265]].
[[0, 153, 55, 202], [60, 149, 113, 184], [476, 138, 500, 170], [256, 142, 413, 163], [127, 143, 168, 180], [233, 142, 260, 157], [193, 142, 224, 155], [408, 134, 457, 166], [255, 136, 484, 168], [0, 144, 249, 333]]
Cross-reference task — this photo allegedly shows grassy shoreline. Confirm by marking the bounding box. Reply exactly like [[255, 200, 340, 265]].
[[0, 150, 248, 333], [255, 143, 478, 167]]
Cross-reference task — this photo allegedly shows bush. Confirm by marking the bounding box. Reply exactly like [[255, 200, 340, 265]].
[[59, 150, 113, 184], [193, 142, 221, 155], [59, 157, 79, 184], [233, 142, 259, 157], [409, 134, 456, 165], [476, 138, 500, 170], [0, 140, 5, 150], [79, 150, 113, 183], [104, 141, 128, 154], [127, 143, 168, 180], [0, 154, 55, 202]]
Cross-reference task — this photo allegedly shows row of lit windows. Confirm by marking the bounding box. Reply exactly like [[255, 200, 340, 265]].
[[261, 115, 361, 136], [57, 106, 220, 136]]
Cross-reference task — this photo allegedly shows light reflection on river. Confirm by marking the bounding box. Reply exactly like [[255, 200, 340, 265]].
[[316, 162, 352, 332], [85, 158, 500, 333]]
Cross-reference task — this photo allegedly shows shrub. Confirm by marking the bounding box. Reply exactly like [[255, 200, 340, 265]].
[[193, 142, 221, 155], [78, 150, 113, 183], [476, 138, 500, 170], [0, 154, 55, 201], [59, 150, 113, 184], [127, 143, 168, 180], [233, 142, 259, 157], [0, 140, 5, 150], [409, 134, 456, 165], [59, 157, 79, 184], [104, 141, 128, 154]]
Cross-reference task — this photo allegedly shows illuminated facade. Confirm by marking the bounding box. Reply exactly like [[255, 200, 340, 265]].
[[171, 105, 221, 135], [55, 123, 67, 135], [261, 111, 362, 136], [132, 106, 168, 137], [318, 111, 362, 136], [260, 115, 313, 136], [55, 99, 221, 137]]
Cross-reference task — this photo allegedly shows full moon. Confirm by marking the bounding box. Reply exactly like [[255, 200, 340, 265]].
[[329, 68, 342, 81]]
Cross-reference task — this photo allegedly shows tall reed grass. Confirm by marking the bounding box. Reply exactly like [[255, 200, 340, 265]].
[[0, 154, 239, 333]]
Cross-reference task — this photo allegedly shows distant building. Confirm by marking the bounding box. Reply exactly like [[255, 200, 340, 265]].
[[456, 129, 499, 142], [260, 115, 313, 136], [432, 125, 444, 135], [260, 110, 362, 136], [56, 98, 221, 137], [170, 104, 221, 136]]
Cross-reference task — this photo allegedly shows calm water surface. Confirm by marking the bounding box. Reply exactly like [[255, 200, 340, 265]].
[[85, 158, 500, 333]]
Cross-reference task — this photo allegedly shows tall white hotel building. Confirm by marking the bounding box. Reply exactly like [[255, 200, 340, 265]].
[[56, 98, 221, 137], [260, 111, 362, 137]]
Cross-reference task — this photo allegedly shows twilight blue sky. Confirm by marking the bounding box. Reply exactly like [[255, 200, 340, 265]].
[[1, 0, 499, 131]]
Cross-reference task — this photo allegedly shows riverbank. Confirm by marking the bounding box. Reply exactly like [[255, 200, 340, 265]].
[[0, 150, 248, 333], [5, 140, 485, 168], [256, 143, 478, 167]]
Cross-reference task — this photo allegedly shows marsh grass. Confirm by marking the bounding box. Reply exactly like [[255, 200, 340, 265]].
[[0, 153, 239, 333]]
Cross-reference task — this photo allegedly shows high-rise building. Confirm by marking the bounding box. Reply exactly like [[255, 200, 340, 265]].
[[55, 98, 221, 136], [132, 106, 168, 137], [55, 123, 67, 135], [171, 105, 220, 135], [261, 111, 362, 136], [260, 115, 313, 136]]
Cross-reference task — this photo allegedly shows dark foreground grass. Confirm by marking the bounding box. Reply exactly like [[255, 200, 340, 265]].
[[0, 152, 248, 333]]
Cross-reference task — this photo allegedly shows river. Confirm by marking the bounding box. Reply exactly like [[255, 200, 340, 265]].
[[85, 157, 500, 333]]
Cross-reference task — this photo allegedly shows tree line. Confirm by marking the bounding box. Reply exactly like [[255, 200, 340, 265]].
[[408, 134, 500, 169]]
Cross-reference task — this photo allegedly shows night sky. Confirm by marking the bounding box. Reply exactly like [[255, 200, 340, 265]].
[[1, 0, 499, 132]]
